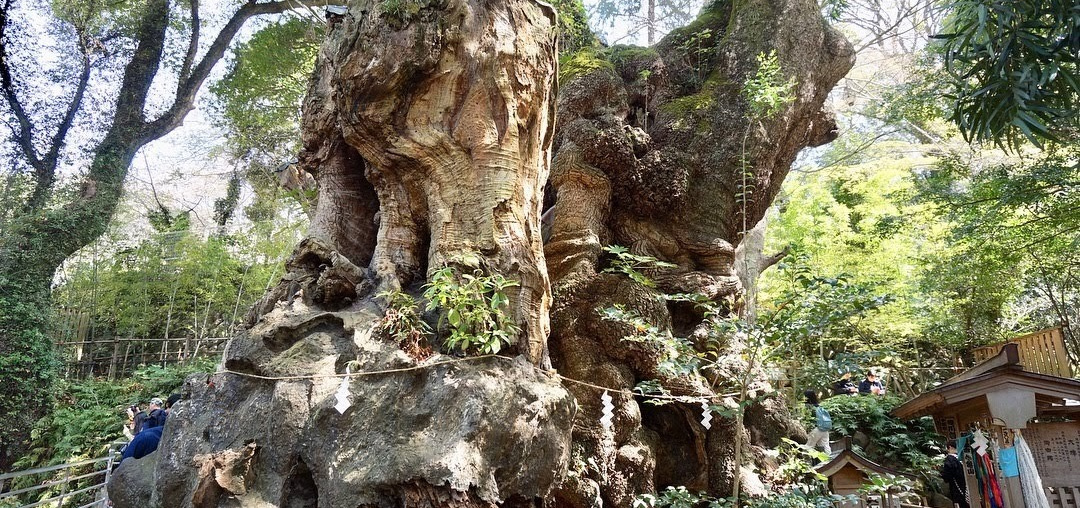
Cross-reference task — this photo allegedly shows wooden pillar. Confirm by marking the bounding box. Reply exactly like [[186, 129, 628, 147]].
[[108, 337, 120, 381]]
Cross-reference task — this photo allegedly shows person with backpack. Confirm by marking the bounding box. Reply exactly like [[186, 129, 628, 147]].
[[143, 397, 167, 430], [805, 390, 832, 454]]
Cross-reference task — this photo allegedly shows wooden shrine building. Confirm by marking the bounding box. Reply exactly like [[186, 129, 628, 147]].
[[894, 328, 1080, 508], [816, 437, 921, 506]]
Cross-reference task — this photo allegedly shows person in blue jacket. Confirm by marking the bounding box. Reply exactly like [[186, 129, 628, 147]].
[[120, 426, 163, 463]]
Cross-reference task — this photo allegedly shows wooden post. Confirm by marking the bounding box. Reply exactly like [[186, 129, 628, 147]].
[[161, 334, 169, 366], [123, 340, 133, 377], [108, 337, 120, 381], [183, 336, 193, 365]]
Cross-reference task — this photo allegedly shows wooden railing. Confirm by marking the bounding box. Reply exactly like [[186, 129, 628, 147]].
[[971, 328, 1073, 378], [53, 336, 228, 380], [1047, 486, 1080, 508]]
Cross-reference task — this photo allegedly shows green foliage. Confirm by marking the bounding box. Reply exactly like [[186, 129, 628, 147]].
[[818, 394, 941, 483], [743, 50, 796, 120], [380, 0, 424, 19], [763, 146, 978, 383], [600, 304, 701, 380], [601, 244, 676, 288], [633, 480, 850, 508], [774, 437, 829, 485], [376, 289, 433, 358], [739, 50, 796, 235], [913, 149, 1080, 356], [209, 16, 322, 215], [550, 0, 599, 54], [819, 0, 849, 21], [0, 265, 59, 467], [858, 473, 917, 498], [50, 0, 144, 38], [677, 26, 715, 86], [762, 257, 891, 348], [53, 220, 297, 346], [934, 0, 1080, 148], [422, 261, 520, 355], [868, 53, 954, 130]]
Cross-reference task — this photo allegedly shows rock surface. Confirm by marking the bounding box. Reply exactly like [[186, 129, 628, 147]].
[[107, 450, 158, 507], [144, 301, 574, 507]]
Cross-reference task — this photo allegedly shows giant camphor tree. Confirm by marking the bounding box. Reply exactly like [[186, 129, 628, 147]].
[[102, 0, 854, 506], [0, 0, 342, 470]]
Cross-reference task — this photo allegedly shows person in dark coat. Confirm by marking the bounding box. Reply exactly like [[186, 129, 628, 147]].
[[120, 426, 163, 463], [858, 371, 885, 395], [941, 440, 970, 508], [833, 372, 858, 395], [143, 397, 167, 429]]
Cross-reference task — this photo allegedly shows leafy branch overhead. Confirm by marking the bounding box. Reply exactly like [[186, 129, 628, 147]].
[[934, 0, 1080, 149]]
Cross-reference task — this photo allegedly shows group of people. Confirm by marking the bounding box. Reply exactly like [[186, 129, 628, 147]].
[[832, 370, 886, 396], [121, 393, 180, 462], [803, 370, 887, 455]]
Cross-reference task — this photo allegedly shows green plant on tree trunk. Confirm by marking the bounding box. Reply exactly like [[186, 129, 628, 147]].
[[422, 257, 521, 355]]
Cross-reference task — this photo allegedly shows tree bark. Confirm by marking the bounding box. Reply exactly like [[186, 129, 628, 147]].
[[112, 0, 852, 505], [545, 0, 853, 502], [299, 0, 559, 363]]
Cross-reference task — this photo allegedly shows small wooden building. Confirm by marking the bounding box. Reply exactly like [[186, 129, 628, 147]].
[[815, 438, 922, 507], [893, 329, 1080, 508]]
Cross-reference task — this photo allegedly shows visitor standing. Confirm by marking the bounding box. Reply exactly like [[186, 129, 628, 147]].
[[804, 390, 832, 455], [941, 440, 970, 508]]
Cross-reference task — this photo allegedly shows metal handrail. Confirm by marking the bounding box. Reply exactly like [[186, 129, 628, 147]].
[[0, 440, 126, 508], [0, 456, 111, 484]]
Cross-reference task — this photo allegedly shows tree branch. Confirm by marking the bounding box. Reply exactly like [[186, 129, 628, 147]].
[[43, 45, 91, 168], [144, 0, 344, 141], [112, 0, 171, 137], [759, 246, 790, 274], [178, 0, 200, 84], [0, 0, 43, 173]]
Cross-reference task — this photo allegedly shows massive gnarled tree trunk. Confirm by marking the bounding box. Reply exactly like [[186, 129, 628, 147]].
[[544, 0, 853, 501], [109, 0, 852, 506]]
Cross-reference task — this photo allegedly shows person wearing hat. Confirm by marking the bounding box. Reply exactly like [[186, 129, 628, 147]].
[[143, 397, 167, 430]]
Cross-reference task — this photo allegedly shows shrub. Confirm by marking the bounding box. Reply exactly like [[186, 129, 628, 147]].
[[816, 394, 941, 485]]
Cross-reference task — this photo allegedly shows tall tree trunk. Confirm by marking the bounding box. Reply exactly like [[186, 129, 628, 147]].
[[110, 0, 852, 505], [137, 2, 574, 507], [647, 0, 656, 45], [545, 0, 852, 502], [327, 0, 558, 362]]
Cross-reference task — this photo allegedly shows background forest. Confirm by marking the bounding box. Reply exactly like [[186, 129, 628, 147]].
[[0, 0, 1077, 504]]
